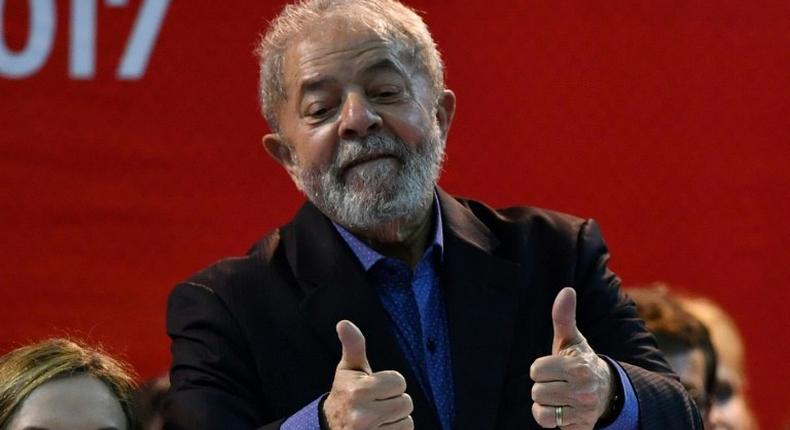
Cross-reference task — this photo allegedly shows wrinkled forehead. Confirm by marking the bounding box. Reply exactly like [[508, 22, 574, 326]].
[[281, 16, 415, 95]]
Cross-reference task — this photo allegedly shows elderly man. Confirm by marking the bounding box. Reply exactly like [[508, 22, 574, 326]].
[[163, 1, 702, 429]]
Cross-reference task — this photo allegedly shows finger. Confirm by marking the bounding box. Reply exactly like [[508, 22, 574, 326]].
[[552, 287, 583, 354], [379, 415, 414, 429], [371, 393, 413, 426], [532, 402, 577, 428], [368, 370, 407, 399], [530, 355, 571, 382], [531, 355, 601, 392], [336, 320, 372, 374], [532, 380, 573, 406]]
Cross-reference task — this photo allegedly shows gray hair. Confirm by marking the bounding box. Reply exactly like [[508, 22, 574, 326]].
[[255, 0, 445, 131]]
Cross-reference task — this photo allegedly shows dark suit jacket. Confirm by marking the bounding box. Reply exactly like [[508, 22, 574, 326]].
[[163, 189, 702, 429]]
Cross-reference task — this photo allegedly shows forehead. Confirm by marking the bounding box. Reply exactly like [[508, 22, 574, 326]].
[[9, 375, 126, 430], [282, 19, 410, 93], [668, 348, 707, 387]]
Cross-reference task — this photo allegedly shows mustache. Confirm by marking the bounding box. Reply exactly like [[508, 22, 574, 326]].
[[333, 134, 411, 173]]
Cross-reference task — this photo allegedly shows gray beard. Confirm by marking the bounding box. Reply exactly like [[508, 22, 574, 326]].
[[291, 123, 445, 231]]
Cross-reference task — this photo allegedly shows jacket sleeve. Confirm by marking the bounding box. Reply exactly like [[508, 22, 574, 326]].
[[573, 219, 704, 430], [163, 281, 286, 430]]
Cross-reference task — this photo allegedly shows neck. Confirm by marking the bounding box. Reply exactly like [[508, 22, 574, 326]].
[[347, 205, 434, 268]]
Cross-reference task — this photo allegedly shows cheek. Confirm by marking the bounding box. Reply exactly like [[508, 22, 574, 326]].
[[381, 102, 434, 148], [292, 126, 339, 169]]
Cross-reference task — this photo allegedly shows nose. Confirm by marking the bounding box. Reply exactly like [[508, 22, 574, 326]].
[[338, 92, 382, 140], [706, 404, 723, 427]]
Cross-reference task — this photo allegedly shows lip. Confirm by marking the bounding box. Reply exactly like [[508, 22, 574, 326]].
[[342, 153, 399, 172]]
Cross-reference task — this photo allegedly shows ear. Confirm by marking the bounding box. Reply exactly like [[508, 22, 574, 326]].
[[435, 89, 456, 141], [263, 133, 298, 176]]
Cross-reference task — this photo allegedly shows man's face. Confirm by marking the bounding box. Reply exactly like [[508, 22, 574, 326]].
[[264, 17, 454, 230]]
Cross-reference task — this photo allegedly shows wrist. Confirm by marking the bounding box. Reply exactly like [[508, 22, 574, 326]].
[[597, 358, 624, 425], [318, 393, 331, 430]]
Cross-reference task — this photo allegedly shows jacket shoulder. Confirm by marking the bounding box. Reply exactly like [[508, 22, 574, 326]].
[[176, 228, 284, 296], [456, 195, 590, 243]]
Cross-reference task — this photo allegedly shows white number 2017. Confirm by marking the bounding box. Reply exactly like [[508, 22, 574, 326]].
[[0, 0, 171, 80]]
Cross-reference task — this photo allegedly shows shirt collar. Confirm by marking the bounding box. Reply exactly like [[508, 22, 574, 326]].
[[333, 192, 444, 271]]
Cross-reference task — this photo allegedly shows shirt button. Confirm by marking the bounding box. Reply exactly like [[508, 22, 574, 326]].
[[426, 338, 437, 353]]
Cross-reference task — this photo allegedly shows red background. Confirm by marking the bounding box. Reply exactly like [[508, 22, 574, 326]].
[[2, 1, 788, 426]]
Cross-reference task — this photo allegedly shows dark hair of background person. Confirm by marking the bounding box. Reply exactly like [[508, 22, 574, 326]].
[[0, 338, 139, 429], [134, 373, 169, 430], [627, 286, 718, 411]]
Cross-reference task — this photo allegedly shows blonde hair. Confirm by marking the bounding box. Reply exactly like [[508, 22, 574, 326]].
[[0, 338, 139, 429]]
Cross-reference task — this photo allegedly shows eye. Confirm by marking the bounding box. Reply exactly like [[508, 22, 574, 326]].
[[304, 102, 334, 121], [713, 381, 734, 403], [371, 86, 402, 100], [308, 106, 328, 117]]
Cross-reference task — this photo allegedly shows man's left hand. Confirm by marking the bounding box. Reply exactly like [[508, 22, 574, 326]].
[[530, 287, 615, 429]]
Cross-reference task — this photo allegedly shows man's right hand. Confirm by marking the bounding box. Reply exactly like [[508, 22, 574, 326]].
[[322, 320, 414, 430]]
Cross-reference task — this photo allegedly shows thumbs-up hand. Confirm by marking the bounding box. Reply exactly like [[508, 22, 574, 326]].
[[529, 288, 615, 429], [323, 320, 414, 430]]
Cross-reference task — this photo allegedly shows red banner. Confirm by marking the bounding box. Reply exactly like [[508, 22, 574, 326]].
[[2, 1, 788, 427]]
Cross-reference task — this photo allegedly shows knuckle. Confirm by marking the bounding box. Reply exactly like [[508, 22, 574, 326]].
[[391, 371, 407, 391], [357, 378, 378, 394], [392, 415, 414, 430], [529, 360, 542, 380], [403, 393, 414, 414], [531, 383, 542, 401], [574, 390, 598, 407], [348, 410, 373, 429], [375, 369, 395, 379], [531, 403, 552, 428], [570, 363, 593, 382], [566, 361, 579, 375], [376, 370, 407, 392], [347, 385, 371, 402], [388, 370, 405, 381]]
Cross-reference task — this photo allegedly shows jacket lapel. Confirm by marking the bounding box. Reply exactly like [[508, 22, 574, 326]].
[[438, 190, 521, 430], [283, 201, 442, 429]]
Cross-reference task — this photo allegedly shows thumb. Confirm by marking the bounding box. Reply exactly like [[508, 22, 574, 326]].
[[551, 287, 583, 354], [336, 320, 372, 374]]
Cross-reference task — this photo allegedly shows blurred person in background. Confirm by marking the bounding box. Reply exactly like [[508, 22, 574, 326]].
[[681, 296, 758, 430], [626, 285, 718, 425], [134, 373, 169, 430], [0, 338, 139, 430]]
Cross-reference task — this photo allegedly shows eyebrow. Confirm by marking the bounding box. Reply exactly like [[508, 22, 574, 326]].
[[361, 58, 408, 79], [297, 58, 409, 101], [298, 75, 339, 100]]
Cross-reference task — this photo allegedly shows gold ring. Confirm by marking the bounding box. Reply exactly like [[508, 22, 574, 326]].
[[555, 405, 564, 427]]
